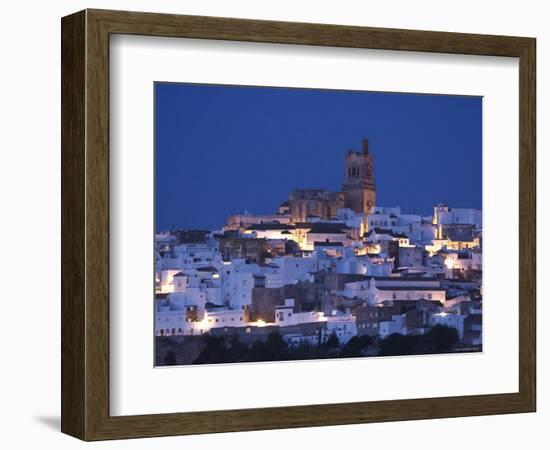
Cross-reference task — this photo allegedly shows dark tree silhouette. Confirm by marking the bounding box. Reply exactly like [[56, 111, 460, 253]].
[[428, 324, 459, 352], [163, 349, 177, 365], [379, 325, 459, 356], [379, 333, 421, 356], [243, 331, 289, 362], [263, 330, 288, 361], [193, 335, 227, 364], [225, 333, 248, 362], [325, 331, 340, 350], [340, 335, 373, 357], [288, 341, 314, 360]]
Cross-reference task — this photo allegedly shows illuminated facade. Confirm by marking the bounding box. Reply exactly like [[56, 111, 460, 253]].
[[287, 139, 376, 223], [342, 139, 376, 214]]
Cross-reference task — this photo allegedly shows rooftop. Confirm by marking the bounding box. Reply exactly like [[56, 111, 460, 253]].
[[364, 227, 408, 239], [307, 223, 350, 234], [247, 223, 295, 231], [376, 286, 446, 291], [195, 266, 218, 272], [314, 241, 344, 247]]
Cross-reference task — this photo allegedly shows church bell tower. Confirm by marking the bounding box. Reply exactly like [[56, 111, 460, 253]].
[[342, 139, 376, 214]]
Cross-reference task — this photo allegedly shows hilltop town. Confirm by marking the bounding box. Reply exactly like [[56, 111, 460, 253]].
[[155, 140, 482, 365]]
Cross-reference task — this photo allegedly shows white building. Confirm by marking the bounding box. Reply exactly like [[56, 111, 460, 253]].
[[379, 315, 407, 338], [325, 312, 357, 345], [272, 254, 324, 285], [343, 277, 446, 305], [225, 213, 291, 231], [433, 204, 482, 228], [274, 299, 327, 326]]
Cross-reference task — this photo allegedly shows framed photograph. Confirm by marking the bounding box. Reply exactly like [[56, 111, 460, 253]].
[[61, 9, 536, 440]]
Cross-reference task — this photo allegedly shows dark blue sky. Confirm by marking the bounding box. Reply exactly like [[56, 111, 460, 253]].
[[155, 83, 482, 231]]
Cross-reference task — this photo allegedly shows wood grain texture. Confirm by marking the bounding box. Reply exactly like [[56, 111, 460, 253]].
[[518, 38, 536, 410], [61, 9, 537, 441], [61, 10, 86, 439]]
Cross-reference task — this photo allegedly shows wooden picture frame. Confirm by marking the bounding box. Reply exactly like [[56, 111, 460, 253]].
[[61, 9, 536, 441]]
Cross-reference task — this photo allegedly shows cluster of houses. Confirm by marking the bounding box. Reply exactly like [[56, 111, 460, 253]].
[[155, 202, 482, 351], [155, 141, 482, 356]]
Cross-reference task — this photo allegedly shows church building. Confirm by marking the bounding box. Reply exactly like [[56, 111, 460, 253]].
[[287, 139, 376, 223], [342, 139, 376, 214]]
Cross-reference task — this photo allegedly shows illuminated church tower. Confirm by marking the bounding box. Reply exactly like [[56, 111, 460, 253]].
[[342, 139, 376, 214]]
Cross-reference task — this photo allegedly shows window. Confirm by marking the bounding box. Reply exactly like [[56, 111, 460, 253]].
[[428, 293, 432, 300]]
